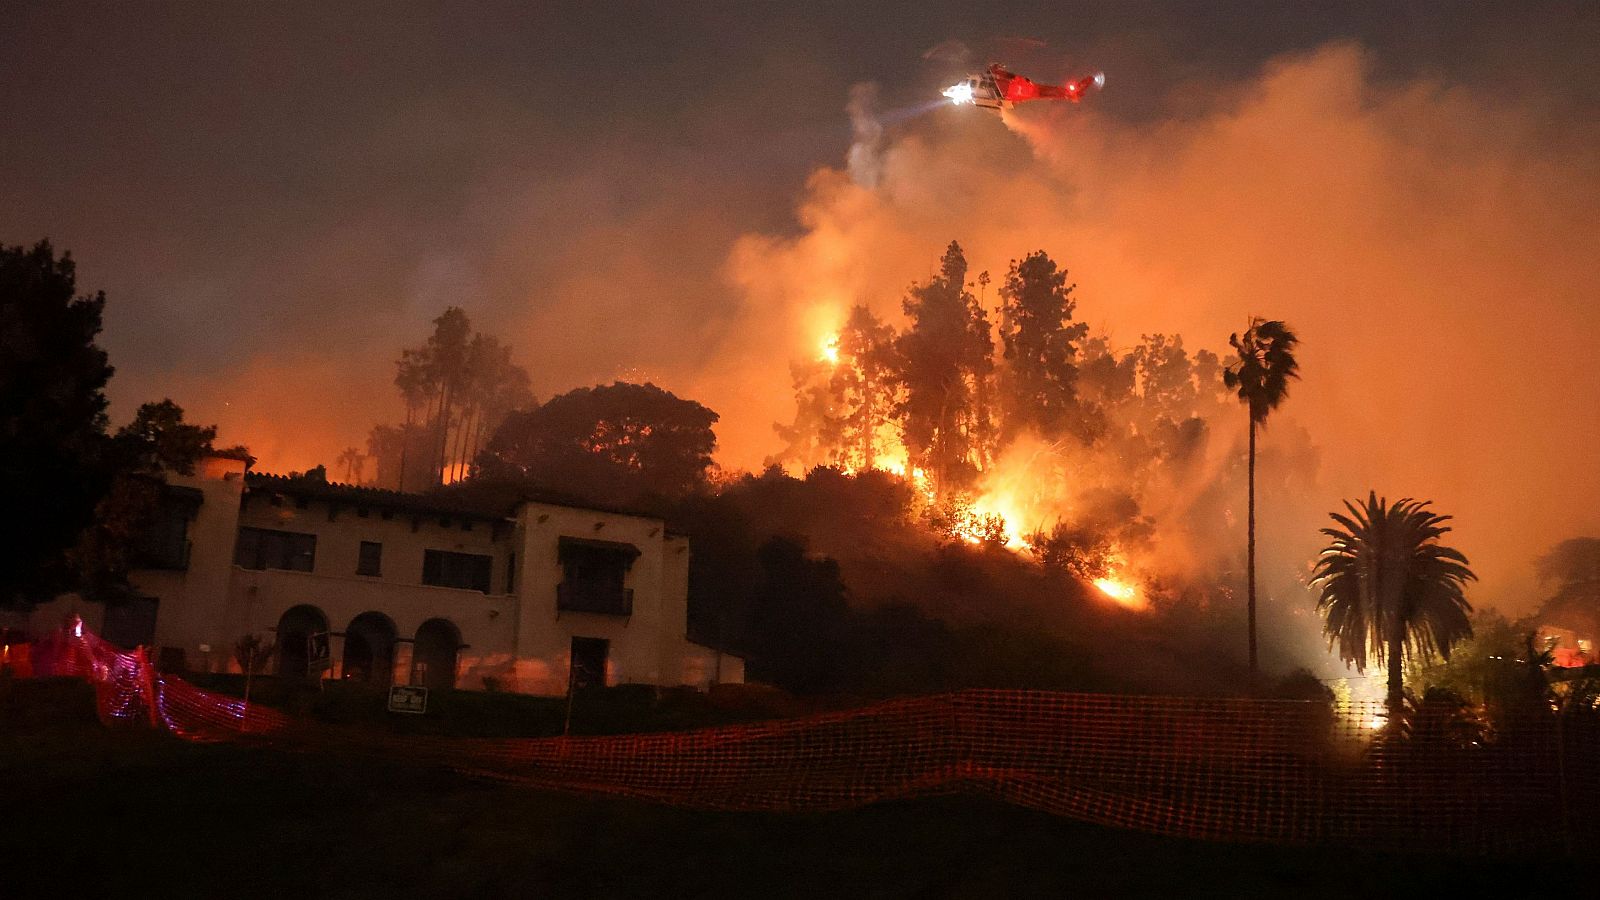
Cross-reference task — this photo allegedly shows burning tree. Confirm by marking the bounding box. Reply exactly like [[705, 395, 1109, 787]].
[[759, 239, 1281, 625], [895, 241, 995, 497], [771, 303, 901, 474], [833, 304, 900, 471], [770, 356, 843, 473], [996, 250, 1095, 446]]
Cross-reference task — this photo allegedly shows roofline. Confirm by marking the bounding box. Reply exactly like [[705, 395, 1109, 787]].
[[245, 472, 671, 525], [245, 472, 514, 522]]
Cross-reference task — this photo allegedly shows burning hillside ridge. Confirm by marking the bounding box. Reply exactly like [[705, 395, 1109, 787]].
[[689, 43, 1600, 615], [768, 241, 1261, 613]]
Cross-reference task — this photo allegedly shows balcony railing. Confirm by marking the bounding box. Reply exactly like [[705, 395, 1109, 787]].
[[557, 582, 633, 616]]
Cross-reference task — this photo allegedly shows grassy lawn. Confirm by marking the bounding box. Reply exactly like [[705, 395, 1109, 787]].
[[1, 679, 1574, 898]]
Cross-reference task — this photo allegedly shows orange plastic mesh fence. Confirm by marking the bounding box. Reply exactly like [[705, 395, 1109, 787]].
[[25, 625, 1598, 854]]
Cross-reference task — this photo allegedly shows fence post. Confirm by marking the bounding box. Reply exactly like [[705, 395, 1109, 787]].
[[1555, 712, 1574, 857]]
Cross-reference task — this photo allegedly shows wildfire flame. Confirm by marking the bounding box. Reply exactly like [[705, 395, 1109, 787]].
[[1093, 559, 1146, 610], [818, 334, 840, 365], [798, 438, 1151, 609]]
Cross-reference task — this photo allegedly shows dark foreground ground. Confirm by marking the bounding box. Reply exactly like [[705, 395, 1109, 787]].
[[2, 682, 1575, 899]]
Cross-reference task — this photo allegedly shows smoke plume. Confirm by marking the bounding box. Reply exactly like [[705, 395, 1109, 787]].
[[699, 43, 1600, 618]]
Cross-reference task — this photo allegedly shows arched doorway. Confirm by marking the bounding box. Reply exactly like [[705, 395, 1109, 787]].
[[276, 605, 328, 678], [342, 612, 397, 686], [412, 618, 461, 691]]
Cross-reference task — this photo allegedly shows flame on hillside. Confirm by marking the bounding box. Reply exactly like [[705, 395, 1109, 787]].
[[1094, 565, 1146, 611], [818, 431, 1155, 607]]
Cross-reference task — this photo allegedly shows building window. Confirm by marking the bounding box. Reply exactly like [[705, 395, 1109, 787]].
[[234, 527, 317, 572], [556, 537, 638, 616], [422, 550, 492, 593], [505, 552, 517, 594], [134, 487, 201, 571], [357, 541, 383, 577]]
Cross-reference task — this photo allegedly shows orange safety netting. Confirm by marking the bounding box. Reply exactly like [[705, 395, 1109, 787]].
[[23, 624, 1598, 855]]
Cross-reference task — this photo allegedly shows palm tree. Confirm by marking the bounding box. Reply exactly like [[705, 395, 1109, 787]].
[[336, 447, 363, 484], [1223, 318, 1300, 675], [1312, 493, 1476, 715]]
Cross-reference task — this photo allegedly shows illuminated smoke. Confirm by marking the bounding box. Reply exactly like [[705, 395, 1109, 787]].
[[714, 43, 1600, 616], [149, 42, 1600, 627], [846, 82, 886, 188]]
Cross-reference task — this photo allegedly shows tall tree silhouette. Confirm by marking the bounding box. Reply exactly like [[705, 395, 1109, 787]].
[[1313, 493, 1475, 715], [386, 308, 531, 488], [770, 355, 841, 473], [832, 304, 899, 470], [997, 250, 1092, 444], [71, 400, 231, 601], [336, 447, 364, 484], [895, 242, 993, 496], [0, 241, 115, 606], [483, 382, 718, 501], [1223, 317, 1300, 675], [1532, 537, 1600, 639]]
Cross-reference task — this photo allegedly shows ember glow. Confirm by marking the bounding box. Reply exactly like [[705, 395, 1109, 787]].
[[1094, 576, 1144, 610], [818, 334, 841, 366]]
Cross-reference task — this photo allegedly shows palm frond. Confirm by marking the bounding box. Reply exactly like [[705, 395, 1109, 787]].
[[1225, 317, 1302, 424], [1312, 492, 1476, 673]]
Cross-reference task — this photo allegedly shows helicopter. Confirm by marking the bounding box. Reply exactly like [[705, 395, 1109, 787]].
[[942, 63, 1104, 111]]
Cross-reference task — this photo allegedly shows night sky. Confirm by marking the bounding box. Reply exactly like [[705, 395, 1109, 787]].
[[4, 2, 1598, 606]]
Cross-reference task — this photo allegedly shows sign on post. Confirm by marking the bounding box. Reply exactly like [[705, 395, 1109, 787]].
[[307, 631, 332, 674], [388, 685, 428, 715]]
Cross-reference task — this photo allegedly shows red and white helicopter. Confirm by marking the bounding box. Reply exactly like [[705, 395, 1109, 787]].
[[942, 63, 1104, 111]]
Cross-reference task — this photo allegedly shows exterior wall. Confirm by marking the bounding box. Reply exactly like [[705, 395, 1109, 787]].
[[507, 509, 742, 694], [133, 455, 248, 668], [228, 567, 517, 687], [511, 502, 677, 694], [235, 493, 512, 597], [228, 486, 516, 685], [98, 459, 745, 694], [681, 642, 747, 687]]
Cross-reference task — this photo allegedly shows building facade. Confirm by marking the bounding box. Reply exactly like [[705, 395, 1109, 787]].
[[33, 454, 742, 695]]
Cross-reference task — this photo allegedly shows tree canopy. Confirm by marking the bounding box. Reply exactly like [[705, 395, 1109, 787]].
[[1224, 318, 1300, 424], [896, 241, 994, 495], [0, 241, 115, 605], [1313, 492, 1476, 712], [70, 400, 228, 602], [1534, 536, 1600, 632], [997, 250, 1092, 443], [377, 307, 534, 490], [483, 381, 719, 501]]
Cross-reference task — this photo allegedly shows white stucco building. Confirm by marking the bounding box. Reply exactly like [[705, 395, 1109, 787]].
[[35, 454, 742, 694]]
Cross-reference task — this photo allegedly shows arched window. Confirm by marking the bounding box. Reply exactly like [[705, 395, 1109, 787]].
[[275, 605, 329, 678], [342, 611, 398, 686], [412, 618, 462, 691]]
